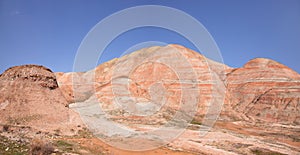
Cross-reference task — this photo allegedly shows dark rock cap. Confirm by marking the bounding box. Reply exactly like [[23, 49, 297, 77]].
[[0, 64, 58, 89]]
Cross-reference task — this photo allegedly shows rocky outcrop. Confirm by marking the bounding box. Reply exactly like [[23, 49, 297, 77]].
[[0, 65, 83, 134], [1, 46, 299, 154], [56, 45, 300, 125], [55, 58, 118, 103], [0, 65, 58, 89], [58, 45, 230, 125], [226, 58, 300, 124]]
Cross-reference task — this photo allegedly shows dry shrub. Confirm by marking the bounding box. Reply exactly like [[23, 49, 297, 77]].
[[2, 124, 9, 132], [30, 138, 54, 155]]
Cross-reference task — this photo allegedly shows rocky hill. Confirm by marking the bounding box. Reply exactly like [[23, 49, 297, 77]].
[[56, 45, 300, 125], [0, 65, 83, 134], [1, 45, 299, 154], [225, 58, 300, 124]]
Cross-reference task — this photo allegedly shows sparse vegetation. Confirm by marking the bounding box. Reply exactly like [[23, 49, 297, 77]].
[[0, 135, 29, 155], [7, 115, 41, 125], [251, 148, 286, 155], [29, 139, 54, 155], [55, 140, 73, 152], [190, 118, 202, 125], [3, 124, 9, 132], [76, 127, 93, 138], [54, 128, 61, 136]]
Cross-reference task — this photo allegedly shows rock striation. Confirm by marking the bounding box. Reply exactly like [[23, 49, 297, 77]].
[[225, 58, 300, 124], [0, 65, 58, 89], [58, 45, 230, 125], [1, 45, 299, 154], [0, 65, 83, 134], [56, 45, 300, 125]]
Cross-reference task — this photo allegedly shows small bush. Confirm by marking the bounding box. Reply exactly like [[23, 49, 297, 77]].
[[190, 119, 202, 125], [30, 139, 54, 155], [251, 148, 285, 155], [2, 125, 9, 132], [55, 140, 73, 151]]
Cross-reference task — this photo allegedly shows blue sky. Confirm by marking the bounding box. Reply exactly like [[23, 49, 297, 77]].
[[1, 0, 300, 73]]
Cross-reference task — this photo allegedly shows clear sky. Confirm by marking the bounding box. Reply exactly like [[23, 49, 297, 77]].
[[1, 0, 300, 73]]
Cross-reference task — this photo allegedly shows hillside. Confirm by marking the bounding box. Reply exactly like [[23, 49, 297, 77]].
[[0, 45, 299, 154]]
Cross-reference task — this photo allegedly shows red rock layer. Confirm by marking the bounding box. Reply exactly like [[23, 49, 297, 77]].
[[56, 45, 300, 125], [225, 58, 300, 124], [0, 65, 83, 134], [57, 45, 229, 125]]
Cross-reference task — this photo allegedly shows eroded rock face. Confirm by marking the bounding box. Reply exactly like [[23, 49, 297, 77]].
[[226, 58, 300, 124], [0, 65, 58, 89], [55, 58, 118, 103], [0, 65, 83, 134], [1, 47, 299, 154], [58, 45, 229, 125], [56, 45, 300, 125]]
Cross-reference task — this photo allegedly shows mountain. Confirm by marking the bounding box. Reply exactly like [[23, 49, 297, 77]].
[[56, 44, 300, 125], [1, 45, 299, 154], [225, 58, 300, 124]]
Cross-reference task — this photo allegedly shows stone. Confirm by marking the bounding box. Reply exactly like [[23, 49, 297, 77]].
[[225, 58, 300, 124], [0, 65, 83, 134], [56, 45, 300, 125]]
